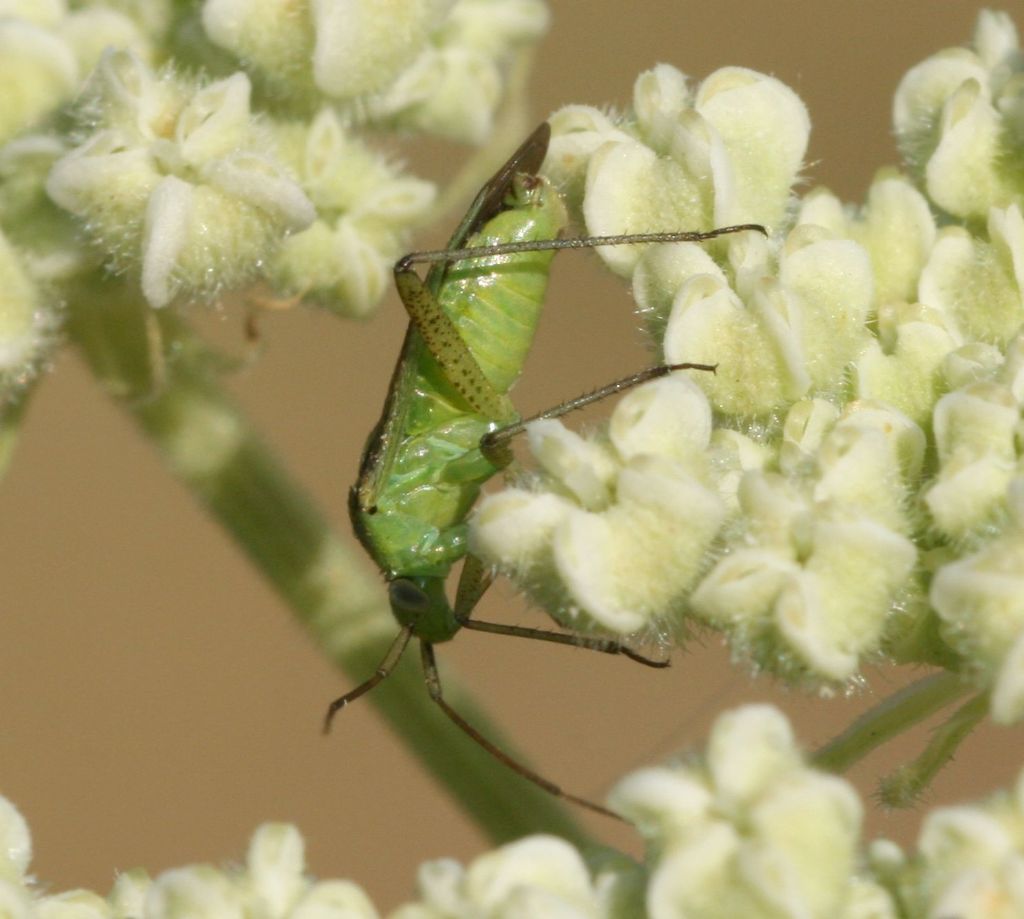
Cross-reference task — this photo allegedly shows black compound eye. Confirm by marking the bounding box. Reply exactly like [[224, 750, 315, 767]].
[[389, 579, 430, 614]]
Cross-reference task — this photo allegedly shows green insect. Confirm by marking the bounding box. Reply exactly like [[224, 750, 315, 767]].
[[325, 122, 764, 818]]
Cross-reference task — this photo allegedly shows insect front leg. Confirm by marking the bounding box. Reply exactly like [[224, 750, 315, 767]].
[[453, 554, 495, 624], [322, 625, 414, 734]]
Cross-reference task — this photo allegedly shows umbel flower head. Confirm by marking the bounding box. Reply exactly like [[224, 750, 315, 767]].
[[22, 703, 1024, 918], [471, 10, 1024, 713]]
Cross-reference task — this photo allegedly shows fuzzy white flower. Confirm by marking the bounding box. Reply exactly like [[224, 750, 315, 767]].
[[0, 17, 78, 144], [931, 478, 1024, 723], [393, 836, 605, 918], [661, 225, 874, 418], [46, 50, 314, 308], [691, 405, 919, 682], [471, 374, 726, 634], [201, 0, 547, 142], [0, 227, 61, 400], [894, 10, 1024, 220], [797, 169, 936, 311], [550, 63, 807, 281], [267, 109, 435, 317], [0, 4, 153, 147], [917, 204, 1024, 347], [895, 767, 1024, 917], [610, 706, 881, 919]]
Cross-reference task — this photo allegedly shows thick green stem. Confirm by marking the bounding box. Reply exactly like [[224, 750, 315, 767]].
[[67, 285, 590, 847], [812, 671, 971, 774]]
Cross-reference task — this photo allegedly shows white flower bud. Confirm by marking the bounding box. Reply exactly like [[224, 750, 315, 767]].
[[614, 706, 872, 919], [930, 499, 1024, 722], [290, 881, 379, 919], [0, 798, 30, 883], [664, 273, 809, 417], [925, 383, 1019, 538], [310, 0, 453, 99], [0, 229, 60, 397], [855, 170, 936, 307], [552, 455, 725, 633], [58, 9, 150, 76], [631, 240, 723, 325], [895, 12, 1023, 219], [107, 869, 150, 918], [544, 106, 633, 209], [246, 823, 306, 917], [856, 302, 960, 425], [266, 109, 434, 317], [583, 136, 711, 277], [144, 867, 247, 919], [779, 229, 873, 391], [0, 19, 78, 144], [527, 419, 617, 510], [695, 67, 809, 229], [609, 374, 712, 467], [36, 890, 111, 919]]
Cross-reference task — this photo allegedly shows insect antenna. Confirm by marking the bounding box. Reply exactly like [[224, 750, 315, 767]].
[[419, 641, 625, 822], [396, 223, 768, 271], [322, 625, 413, 734]]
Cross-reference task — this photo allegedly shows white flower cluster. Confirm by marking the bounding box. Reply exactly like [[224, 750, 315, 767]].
[[9, 704, 1024, 918], [0, 0, 157, 397], [470, 11, 1024, 701], [0, 795, 382, 919], [47, 51, 317, 309], [266, 109, 436, 317], [201, 0, 549, 143], [0, 0, 548, 405]]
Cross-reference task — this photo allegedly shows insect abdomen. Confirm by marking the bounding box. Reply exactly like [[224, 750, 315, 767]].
[[440, 178, 567, 396]]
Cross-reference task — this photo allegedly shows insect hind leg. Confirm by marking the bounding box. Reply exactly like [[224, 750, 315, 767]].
[[480, 361, 716, 461], [419, 641, 624, 822]]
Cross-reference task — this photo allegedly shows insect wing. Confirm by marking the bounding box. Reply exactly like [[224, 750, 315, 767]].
[[426, 122, 551, 296]]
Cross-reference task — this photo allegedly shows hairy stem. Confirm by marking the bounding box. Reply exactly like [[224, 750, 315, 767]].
[[812, 671, 971, 774], [878, 691, 990, 808], [66, 282, 589, 847]]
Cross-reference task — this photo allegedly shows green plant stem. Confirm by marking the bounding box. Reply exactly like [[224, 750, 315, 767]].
[[66, 284, 590, 847], [878, 691, 989, 808], [812, 671, 971, 773]]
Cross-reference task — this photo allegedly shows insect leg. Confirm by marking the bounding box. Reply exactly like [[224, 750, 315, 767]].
[[481, 361, 716, 458], [399, 223, 768, 270], [419, 640, 625, 822], [453, 553, 495, 622], [393, 265, 516, 423], [460, 616, 670, 668], [322, 625, 414, 734], [454, 556, 668, 666]]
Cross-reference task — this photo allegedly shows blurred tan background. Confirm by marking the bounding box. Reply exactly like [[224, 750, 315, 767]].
[[1, 1, 1018, 911]]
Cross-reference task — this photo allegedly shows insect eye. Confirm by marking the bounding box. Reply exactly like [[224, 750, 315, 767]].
[[389, 579, 430, 615]]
